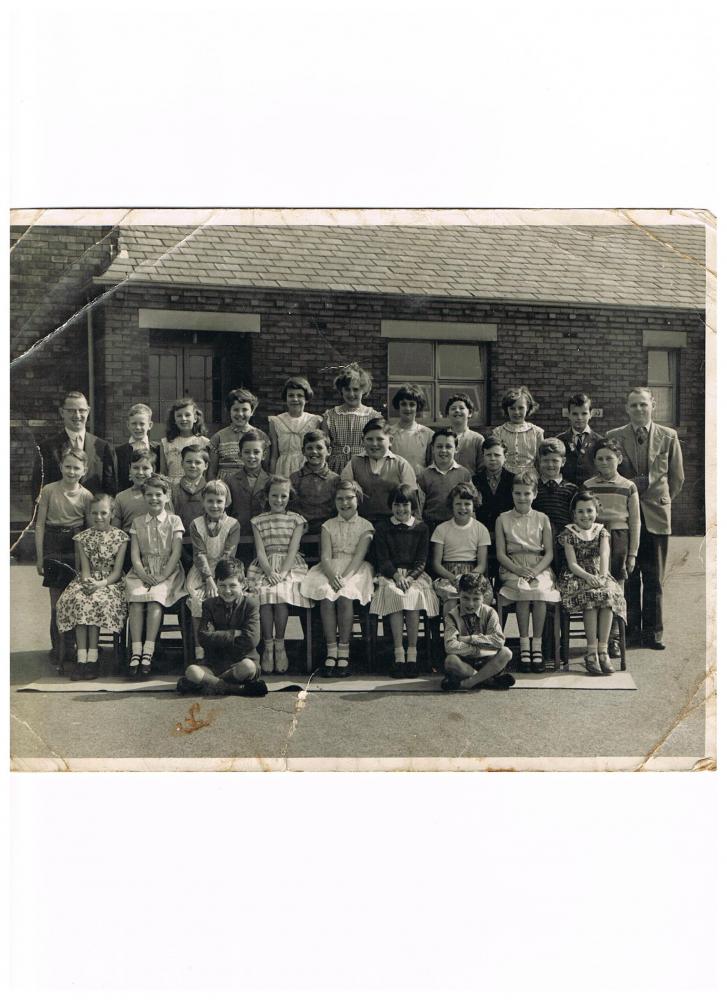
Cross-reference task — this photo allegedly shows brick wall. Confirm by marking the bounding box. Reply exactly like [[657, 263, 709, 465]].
[[10, 226, 116, 519], [9, 240, 705, 534]]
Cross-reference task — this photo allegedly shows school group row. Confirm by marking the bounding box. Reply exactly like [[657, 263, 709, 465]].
[[33, 368, 685, 694]]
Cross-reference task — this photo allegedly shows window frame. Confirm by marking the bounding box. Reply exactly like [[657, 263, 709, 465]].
[[387, 339, 489, 427], [646, 347, 680, 427]]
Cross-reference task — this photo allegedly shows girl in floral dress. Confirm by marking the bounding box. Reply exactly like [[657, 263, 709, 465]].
[[558, 490, 627, 675], [491, 386, 545, 476], [56, 493, 129, 680], [268, 375, 322, 477], [321, 363, 381, 474]]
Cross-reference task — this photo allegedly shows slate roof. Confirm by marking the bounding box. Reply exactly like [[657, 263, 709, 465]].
[[94, 225, 706, 310]]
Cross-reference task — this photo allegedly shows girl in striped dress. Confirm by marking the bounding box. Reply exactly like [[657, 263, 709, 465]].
[[321, 363, 381, 474], [246, 476, 312, 673]]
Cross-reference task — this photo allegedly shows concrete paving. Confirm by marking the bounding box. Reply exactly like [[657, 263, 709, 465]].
[[9, 538, 709, 767]]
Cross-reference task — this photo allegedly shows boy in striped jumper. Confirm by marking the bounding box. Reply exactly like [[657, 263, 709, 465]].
[[532, 439, 578, 574]]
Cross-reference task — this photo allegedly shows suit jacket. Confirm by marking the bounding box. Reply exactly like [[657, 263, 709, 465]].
[[606, 423, 684, 535], [200, 593, 260, 666], [32, 431, 117, 502], [115, 441, 161, 492], [472, 468, 515, 535], [556, 429, 604, 487]]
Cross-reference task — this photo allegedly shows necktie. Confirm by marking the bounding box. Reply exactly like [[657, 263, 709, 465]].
[[575, 434, 583, 450], [462, 613, 480, 634], [636, 428, 647, 446], [547, 480, 557, 488]]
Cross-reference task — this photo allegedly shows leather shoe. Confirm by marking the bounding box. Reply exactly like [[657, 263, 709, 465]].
[[643, 637, 666, 651]]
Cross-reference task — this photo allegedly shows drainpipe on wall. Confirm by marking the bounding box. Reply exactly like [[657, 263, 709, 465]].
[[86, 297, 95, 433]]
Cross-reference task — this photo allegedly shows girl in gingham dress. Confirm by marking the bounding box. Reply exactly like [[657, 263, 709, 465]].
[[321, 363, 381, 474], [246, 476, 312, 674]]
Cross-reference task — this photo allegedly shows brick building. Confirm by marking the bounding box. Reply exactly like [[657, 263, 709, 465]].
[[10, 223, 706, 538]]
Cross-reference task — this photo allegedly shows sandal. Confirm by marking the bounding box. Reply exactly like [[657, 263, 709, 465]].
[[332, 658, 352, 678], [128, 653, 141, 676], [519, 649, 532, 671], [320, 656, 337, 679], [140, 652, 153, 676], [530, 651, 546, 672]]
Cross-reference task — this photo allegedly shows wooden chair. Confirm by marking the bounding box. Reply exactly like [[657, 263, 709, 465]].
[[368, 609, 437, 675], [126, 598, 191, 671], [560, 611, 627, 672], [496, 594, 561, 670]]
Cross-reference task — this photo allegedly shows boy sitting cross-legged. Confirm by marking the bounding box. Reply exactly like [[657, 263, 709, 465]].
[[176, 557, 268, 697], [440, 573, 514, 692]]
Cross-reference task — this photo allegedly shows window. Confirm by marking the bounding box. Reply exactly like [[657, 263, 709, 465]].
[[387, 340, 488, 425], [647, 349, 679, 425]]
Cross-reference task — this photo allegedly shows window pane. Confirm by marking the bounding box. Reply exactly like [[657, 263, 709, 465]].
[[650, 385, 674, 423], [437, 383, 486, 423], [438, 343, 482, 379], [648, 349, 670, 384], [388, 341, 434, 378], [387, 383, 434, 422]]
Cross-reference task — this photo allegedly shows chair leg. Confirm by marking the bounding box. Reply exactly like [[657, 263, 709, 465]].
[[618, 616, 627, 671], [368, 613, 379, 672], [305, 607, 313, 673], [57, 632, 67, 674], [553, 607, 561, 671], [562, 612, 570, 672]]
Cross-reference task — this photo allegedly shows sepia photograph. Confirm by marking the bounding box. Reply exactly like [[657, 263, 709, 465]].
[[9, 208, 714, 772]]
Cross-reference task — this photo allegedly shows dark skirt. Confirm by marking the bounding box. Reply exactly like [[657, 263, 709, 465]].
[[42, 524, 82, 589]]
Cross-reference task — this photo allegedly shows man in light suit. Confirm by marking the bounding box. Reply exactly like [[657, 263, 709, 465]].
[[607, 387, 684, 650], [31, 390, 117, 502]]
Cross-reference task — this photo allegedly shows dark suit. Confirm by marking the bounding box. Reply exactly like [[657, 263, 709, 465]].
[[606, 422, 684, 641], [32, 430, 117, 502], [473, 468, 515, 536], [200, 594, 261, 672], [556, 429, 604, 487], [115, 441, 161, 492]]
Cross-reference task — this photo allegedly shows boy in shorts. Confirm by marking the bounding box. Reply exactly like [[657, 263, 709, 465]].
[[441, 573, 514, 691], [176, 557, 267, 697]]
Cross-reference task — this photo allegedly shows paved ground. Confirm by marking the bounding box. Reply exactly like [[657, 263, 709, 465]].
[[10, 538, 710, 767]]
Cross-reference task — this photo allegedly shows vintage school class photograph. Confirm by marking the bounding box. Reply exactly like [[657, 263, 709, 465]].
[[9, 211, 711, 770]]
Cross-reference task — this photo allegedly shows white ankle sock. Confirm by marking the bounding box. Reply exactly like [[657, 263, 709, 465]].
[[337, 644, 350, 660], [326, 643, 337, 660], [142, 640, 155, 655], [406, 647, 418, 663], [531, 637, 542, 653], [131, 642, 143, 656], [394, 645, 405, 662], [519, 637, 530, 652], [77, 649, 88, 663], [87, 649, 98, 663]]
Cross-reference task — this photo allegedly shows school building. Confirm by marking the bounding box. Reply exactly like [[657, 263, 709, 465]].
[[10, 222, 706, 541]]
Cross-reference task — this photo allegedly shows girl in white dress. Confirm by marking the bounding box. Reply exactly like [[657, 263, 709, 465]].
[[389, 383, 434, 476], [300, 481, 374, 677], [491, 386, 545, 476], [186, 480, 241, 660], [246, 476, 312, 674], [495, 472, 560, 672], [268, 375, 322, 477], [125, 476, 187, 675]]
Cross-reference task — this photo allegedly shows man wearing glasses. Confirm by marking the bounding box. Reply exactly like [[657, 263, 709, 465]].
[[31, 390, 117, 501]]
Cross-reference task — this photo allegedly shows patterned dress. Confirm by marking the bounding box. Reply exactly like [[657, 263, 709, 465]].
[[246, 511, 312, 607], [491, 422, 545, 476], [186, 514, 241, 617], [322, 405, 381, 474], [208, 425, 272, 481], [269, 412, 322, 477], [160, 434, 211, 486], [557, 524, 627, 618], [300, 514, 375, 603], [497, 508, 560, 603], [56, 528, 129, 633], [125, 512, 188, 605]]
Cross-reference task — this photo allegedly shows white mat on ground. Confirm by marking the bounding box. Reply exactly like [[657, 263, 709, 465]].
[[17, 671, 637, 692]]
